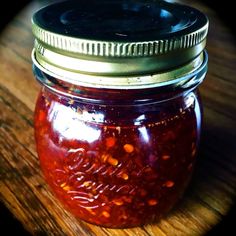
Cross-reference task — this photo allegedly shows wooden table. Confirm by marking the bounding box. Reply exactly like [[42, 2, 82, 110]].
[[0, 1, 235, 235]]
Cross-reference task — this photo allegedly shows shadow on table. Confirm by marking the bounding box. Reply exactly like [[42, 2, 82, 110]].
[[0, 202, 31, 236], [193, 121, 236, 235]]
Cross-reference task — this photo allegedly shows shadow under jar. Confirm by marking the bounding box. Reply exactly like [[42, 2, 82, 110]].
[[32, 0, 208, 228]]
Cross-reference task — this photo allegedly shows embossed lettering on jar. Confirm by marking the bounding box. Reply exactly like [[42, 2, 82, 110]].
[[32, 0, 208, 228]]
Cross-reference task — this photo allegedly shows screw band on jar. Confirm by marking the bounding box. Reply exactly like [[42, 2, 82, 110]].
[[32, 50, 207, 90], [32, 34, 207, 75]]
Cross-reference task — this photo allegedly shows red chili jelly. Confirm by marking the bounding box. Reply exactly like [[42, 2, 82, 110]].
[[32, 0, 208, 228]]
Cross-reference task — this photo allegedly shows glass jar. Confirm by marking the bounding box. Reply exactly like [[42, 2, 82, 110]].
[[32, 0, 208, 228]]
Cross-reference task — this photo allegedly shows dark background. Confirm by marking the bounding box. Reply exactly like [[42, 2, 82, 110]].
[[0, 0, 235, 235], [0, 1, 31, 30]]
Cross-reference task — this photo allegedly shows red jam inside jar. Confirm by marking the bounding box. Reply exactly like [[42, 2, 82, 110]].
[[32, 0, 208, 228]]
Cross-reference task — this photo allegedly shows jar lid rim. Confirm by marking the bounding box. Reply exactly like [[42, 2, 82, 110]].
[[32, 0, 208, 59]]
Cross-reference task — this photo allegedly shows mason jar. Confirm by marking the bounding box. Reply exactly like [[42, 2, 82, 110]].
[[32, 0, 208, 228]]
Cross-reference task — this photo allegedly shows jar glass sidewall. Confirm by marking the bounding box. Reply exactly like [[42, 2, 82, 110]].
[[34, 83, 202, 227]]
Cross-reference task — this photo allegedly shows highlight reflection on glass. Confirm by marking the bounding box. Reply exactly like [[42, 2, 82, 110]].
[[138, 126, 150, 143], [51, 103, 101, 143]]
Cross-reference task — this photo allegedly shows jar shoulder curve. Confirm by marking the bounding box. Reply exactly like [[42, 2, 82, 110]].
[[34, 87, 202, 146], [35, 87, 202, 123]]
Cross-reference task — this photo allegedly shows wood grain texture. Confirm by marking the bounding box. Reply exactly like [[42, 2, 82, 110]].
[[0, 1, 236, 235]]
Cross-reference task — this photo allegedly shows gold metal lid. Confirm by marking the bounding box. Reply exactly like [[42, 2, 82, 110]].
[[32, 0, 208, 88]]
